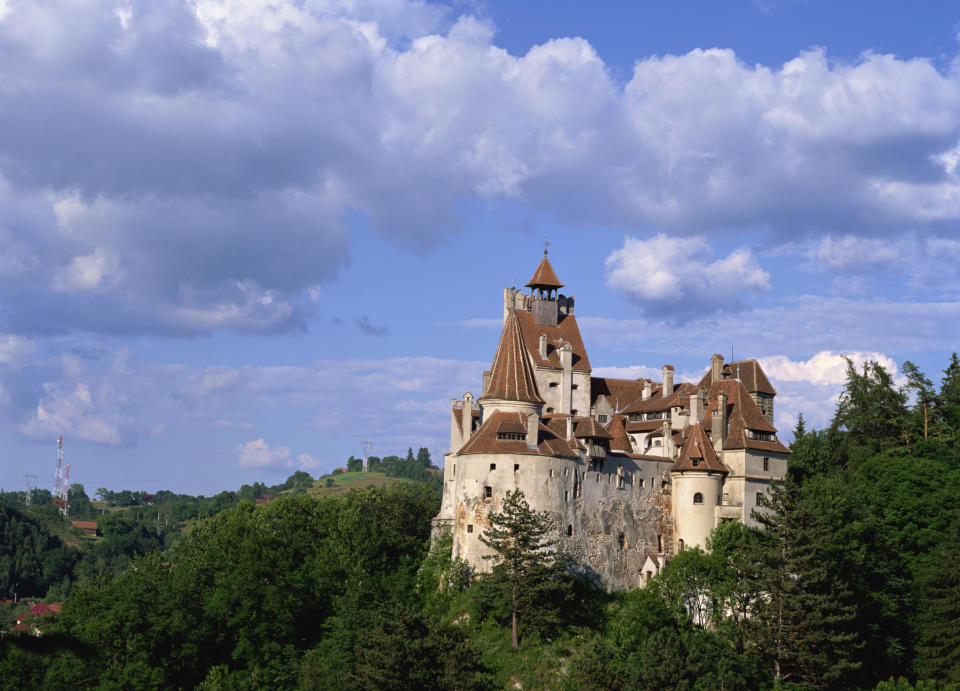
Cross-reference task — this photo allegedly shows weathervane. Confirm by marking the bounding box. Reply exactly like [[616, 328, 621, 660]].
[[544, 236, 550, 256]]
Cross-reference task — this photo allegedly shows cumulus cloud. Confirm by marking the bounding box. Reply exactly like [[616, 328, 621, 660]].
[[759, 350, 898, 385], [1, 3, 960, 336], [605, 234, 770, 319], [236, 438, 292, 468]]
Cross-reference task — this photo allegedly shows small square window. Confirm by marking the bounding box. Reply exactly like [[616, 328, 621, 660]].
[[484, 486, 492, 498], [490, 463, 496, 471], [763, 457, 769, 471], [514, 464, 519, 472], [756, 492, 762, 505], [467, 524, 473, 533], [564, 490, 569, 501]]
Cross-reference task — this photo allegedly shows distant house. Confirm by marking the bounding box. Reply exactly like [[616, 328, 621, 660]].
[[254, 494, 277, 505], [13, 602, 62, 636], [144, 493, 156, 506], [71, 520, 100, 536]]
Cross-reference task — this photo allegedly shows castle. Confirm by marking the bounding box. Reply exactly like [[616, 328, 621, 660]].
[[433, 252, 789, 589]]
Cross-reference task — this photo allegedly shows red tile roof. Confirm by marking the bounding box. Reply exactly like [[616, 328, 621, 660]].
[[621, 382, 697, 414], [590, 377, 648, 412], [71, 520, 98, 532], [514, 309, 591, 371], [478, 310, 544, 404], [525, 255, 564, 289], [672, 423, 727, 473], [704, 380, 790, 454], [697, 359, 776, 395], [604, 413, 633, 453], [457, 410, 578, 458], [574, 417, 613, 439]]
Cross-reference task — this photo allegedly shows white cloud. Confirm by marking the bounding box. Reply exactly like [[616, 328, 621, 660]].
[[807, 235, 900, 273], [605, 234, 770, 319], [236, 438, 291, 467], [1, 6, 960, 336], [759, 350, 898, 385]]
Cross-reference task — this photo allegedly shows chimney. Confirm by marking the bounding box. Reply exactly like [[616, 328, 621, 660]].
[[450, 398, 461, 453], [689, 392, 702, 423], [538, 333, 547, 359], [642, 380, 652, 400], [711, 354, 724, 383], [527, 412, 539, 448], [462, 392, 474, 444], [711, 392, 727, 451], [566, 416, 574, 441], [481, 370, 491, 396], [662, 365, 674, 397], [662, 420, 673, 457]]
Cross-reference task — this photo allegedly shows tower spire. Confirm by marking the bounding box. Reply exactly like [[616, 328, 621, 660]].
[[478, 310, 544, 405]]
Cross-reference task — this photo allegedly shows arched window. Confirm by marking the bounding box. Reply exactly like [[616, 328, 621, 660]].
[[678, 538, 685, 550], [693, 492, 704, 505]]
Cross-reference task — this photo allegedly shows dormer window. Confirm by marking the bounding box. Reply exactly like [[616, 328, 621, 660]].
[[597, 415, 608, 423], [496, 432, 525, 441], [691, 458, 700, 467]]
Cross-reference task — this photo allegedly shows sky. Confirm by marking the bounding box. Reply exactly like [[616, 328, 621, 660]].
[[1, 0, 959, 496]]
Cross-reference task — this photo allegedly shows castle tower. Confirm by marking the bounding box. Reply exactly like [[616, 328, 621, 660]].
[[525, 250, 564, 327], [477, 309, 545, 418], [671, 423, 728, 552]]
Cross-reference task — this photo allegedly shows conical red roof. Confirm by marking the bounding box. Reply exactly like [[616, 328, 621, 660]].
[[478, 310, 544, 404], [525, 255, 564, 289], [672, 423, 727, 473]]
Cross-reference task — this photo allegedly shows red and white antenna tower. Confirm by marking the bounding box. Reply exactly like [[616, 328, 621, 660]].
[[53, 435, 70, 517]]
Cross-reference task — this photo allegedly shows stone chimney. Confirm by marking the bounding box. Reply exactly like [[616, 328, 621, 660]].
[[481, 370, 491, 396], [450, 398, 461, 453], [538, 333, 547, 359], [689, 392, 702, 423], [566, 416, 574, 441], [461, 392, 474, 445], [642, 380, 652, 400], [711, 354, 724, 383], [662, 364, 674, 397], [662, 420, 673, 457], [527, 411, 539, 448], [711, 392, 727, 451]]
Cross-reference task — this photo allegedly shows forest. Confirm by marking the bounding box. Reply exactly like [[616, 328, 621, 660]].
[[0, 356, 958, 689]]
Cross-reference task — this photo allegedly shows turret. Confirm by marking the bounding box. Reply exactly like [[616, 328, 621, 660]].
[[526, 249, 564, 327], [671, 423, 728, 551]]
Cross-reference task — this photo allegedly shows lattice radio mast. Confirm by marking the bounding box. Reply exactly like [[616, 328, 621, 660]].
[[23, 473, 38, 506], [53, 435, 70, 517], [361, 439, 372, 473]]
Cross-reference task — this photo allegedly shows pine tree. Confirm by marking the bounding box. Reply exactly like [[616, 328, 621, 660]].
[[902, 360, 935, 441], [833, 358, 909, 457], [937, 352, 960, 448], [748, 479, 863, 688], [477, 489, 563, 649], [916, 517, 960, 683], [416, 447, 432, 469]]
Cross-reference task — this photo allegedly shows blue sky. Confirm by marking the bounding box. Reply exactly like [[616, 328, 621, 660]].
[[1, 0, 959, 496]]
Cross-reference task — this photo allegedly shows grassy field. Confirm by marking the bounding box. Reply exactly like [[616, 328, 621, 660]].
[[306, 471, 408, 498]]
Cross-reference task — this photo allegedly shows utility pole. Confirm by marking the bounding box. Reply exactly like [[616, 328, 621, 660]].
[[23, 473, 38, 506], [361, 440, 373, 473]]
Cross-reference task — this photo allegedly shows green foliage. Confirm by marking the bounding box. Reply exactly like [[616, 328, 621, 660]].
[[833, 357, 910, 460], [0, 504, 79, 599], [475, 489, 574, 648], [750, 479, 863, 688], [915, 517, 960, 683]]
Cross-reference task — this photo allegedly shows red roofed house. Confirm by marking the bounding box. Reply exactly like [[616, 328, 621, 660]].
[[71, 520, 99, 536], [13, 601, 62, 635], [434, 250, 789, 589]]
